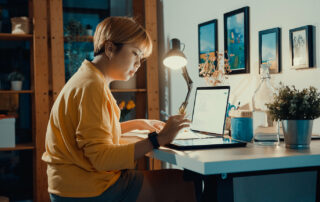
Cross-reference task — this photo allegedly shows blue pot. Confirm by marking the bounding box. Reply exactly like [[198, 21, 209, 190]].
[[282, 120, 313, 149]]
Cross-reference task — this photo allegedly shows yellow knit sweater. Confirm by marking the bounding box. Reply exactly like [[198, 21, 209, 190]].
[[42, 60, 135, 197]]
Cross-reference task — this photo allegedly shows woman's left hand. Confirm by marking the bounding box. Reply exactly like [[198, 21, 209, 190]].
[[120, 119, 165, 134]]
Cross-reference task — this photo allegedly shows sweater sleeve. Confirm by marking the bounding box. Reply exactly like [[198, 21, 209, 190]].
[[75, 83, 135, 171]]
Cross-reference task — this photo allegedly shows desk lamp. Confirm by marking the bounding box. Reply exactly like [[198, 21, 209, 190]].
[[163, 38, 193, 114]]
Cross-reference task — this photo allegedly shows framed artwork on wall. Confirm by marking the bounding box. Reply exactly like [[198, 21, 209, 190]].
[[259, 27, 281, 74], [224, 6, 250, 74], [289, 25, 315, 69], [198, 19, 218, 77]]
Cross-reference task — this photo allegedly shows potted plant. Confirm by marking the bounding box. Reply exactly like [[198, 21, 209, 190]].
[[85, 24, 93, 36], [118, 100, 136, 122], [8, 71, 24, 90], [64, 20, 85, 37], [266, 83, 320, 149]]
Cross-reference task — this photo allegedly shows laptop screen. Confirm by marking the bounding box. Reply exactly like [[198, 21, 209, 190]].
[[190, 86, 230, 135]]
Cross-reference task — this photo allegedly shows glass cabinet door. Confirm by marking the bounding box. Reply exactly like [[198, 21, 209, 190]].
[[63, 0, 110, 81], [62, 0, 133, 81], [62, 0, 140, 122]]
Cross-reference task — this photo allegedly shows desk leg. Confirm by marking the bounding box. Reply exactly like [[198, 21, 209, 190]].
[[203, 175, 217, 202], [317, 169, 320, 202], [203, 174, 234, 202], [183, 169, 203, 202]]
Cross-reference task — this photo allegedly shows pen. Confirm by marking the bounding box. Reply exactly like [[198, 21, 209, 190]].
[[236, 101, 241, 110], [161, 110, 190, 119]]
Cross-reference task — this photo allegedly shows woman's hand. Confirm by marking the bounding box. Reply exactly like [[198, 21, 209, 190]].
[[141, 119, 165, 132], [133, 115, 189, 160], [157, 114, 190, 146], [120, 119, 165, 134]]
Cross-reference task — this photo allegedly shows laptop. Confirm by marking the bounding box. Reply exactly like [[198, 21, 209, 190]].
[[166, 86, 246, 150]]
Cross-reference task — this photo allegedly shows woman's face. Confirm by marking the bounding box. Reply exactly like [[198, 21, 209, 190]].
[[108, 43, 144, 81]]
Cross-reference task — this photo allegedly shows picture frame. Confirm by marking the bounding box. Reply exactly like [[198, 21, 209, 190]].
[[289, 25, 315, 69], [198, 19, 218, 77], [224, 6, 250, 74], [259, 27, 281, 74]]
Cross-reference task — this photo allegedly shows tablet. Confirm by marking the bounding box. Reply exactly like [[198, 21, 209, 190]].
[[166, 137, 246, 150]]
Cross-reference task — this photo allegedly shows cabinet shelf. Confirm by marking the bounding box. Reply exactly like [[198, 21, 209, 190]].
[[0, 33, 33, 41], [64, 36, 93, 42], [110, 89, 147, 93], [0, 143, 35, 151], [0, 90, 34, 94]]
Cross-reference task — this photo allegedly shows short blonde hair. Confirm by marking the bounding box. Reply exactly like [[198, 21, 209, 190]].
[[93, 16, 152, 58]]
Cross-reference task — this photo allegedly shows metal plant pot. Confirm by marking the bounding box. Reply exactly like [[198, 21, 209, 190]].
[[11, 81, 23, 91], [282, 120, 313, 149]]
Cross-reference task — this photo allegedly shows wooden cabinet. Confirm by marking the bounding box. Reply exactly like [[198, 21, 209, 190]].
[[0, 0, 159, 201]]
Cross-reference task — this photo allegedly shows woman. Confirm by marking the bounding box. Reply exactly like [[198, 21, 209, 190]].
[[42, 17, 197, 202]]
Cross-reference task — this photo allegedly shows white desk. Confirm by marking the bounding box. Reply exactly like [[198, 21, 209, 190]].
[[148, 140, 320, 202], [149, 141, 320, 175]]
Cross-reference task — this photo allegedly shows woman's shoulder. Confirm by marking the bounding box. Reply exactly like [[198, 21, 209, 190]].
[[79, 78, 106, 99], [61, 75, 104, 102], [70, 66, 105, 91]]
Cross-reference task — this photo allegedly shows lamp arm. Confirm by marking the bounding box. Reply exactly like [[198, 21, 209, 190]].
[[181, 66, 193, 86], [179, 66, 193, 114]]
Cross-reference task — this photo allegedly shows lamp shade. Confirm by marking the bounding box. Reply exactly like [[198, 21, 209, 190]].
[[163, 38, 187, 69]]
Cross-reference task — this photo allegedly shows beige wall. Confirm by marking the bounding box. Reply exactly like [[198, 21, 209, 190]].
[[159, 0, 320, 133]]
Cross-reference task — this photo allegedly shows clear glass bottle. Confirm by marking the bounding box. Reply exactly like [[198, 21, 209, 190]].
[[252, 64, 279, 145]]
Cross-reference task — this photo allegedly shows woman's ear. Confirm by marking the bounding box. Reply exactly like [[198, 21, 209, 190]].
[[104, 41, 114, 60]]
